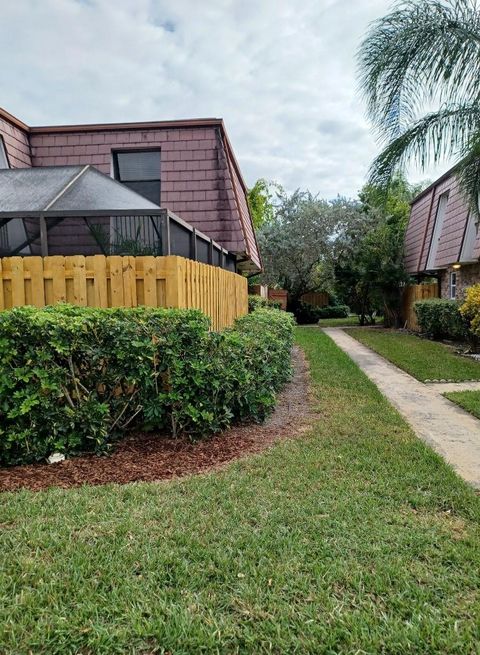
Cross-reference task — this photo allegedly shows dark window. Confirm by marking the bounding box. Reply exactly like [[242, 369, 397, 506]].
[[450, 271, 457, 299], [113, 150, 161, 205]]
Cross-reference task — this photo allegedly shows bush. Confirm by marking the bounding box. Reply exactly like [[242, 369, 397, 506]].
[[248, 294, 282, 312], [460, 284, 480, 337], [414, 299, 469, 340], [0, 305, 294, 466], [317, 305, 350, 319], [295, 302, 349, 325]]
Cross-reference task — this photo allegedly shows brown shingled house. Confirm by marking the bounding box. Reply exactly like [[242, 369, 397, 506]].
[[405, 165, 478, 300], [0, 107, 261, 273]]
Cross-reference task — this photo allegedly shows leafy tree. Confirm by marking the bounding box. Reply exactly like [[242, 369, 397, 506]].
[[334, 175, 424, 326], [258, 190, 363, 308], [247, 179, 282, 229], [360, 174, 425, 225], [358, 0, 480, 209]]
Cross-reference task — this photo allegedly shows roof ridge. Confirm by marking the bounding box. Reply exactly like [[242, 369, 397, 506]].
[[44, 165, 89, 210]]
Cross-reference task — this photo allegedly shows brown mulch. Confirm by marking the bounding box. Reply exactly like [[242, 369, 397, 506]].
[[0, 347, 317, 493]]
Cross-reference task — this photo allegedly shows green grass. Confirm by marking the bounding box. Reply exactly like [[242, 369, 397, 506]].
[[444, 390, 480, 420], [317, 315, 362, 327], [348, 328, 480, 382], [1, 329, 480, 654]]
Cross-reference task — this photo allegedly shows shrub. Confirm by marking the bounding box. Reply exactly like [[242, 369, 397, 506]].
[[317, 305, 350, 319], [248, 294, 282, 312], [460, 284, 480, 337], [295, 302, 349, 324], [414, 298, 468, 340], [0, 305, 294, 466]]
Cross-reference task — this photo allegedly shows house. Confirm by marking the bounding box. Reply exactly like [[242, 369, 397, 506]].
[[0, 107, 261, 273], [405, 165, 478, 300]]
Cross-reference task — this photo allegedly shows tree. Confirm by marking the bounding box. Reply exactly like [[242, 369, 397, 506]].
[[360, 174, 425, 225], [247, 179, 282, 229], [258, 190, 363, 308], [334, 175, 424, 326], [358, 0, 480, 210]]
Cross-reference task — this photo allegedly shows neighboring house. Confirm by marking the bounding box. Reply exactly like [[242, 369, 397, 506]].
[[405, 165, 478, 300], [0, 107, 261, 273]]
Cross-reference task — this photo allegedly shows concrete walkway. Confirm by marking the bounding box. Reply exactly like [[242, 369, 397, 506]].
[[323, 327, 480, 488]]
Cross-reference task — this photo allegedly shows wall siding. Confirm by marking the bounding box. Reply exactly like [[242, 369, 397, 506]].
[[0, 116, 31, 168], [404, 190, 433, 273], [418, 178, 452, 271], [406, 171, 474, 274], [435, 177, 470, 268]]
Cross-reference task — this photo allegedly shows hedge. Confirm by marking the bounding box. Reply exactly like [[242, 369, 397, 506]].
[[295, 302, 350, 325], [413, 298, 468, 340], [0, 305, 295, 466], [248, 294, 282, 312]]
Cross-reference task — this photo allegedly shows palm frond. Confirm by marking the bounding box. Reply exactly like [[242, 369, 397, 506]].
[[368, 104, 480, 187], [457, 132, 480, 212], [358, 0, 480, 138]]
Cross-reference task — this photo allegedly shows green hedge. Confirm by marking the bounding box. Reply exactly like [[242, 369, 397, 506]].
[[413, 299, 469, 340], [248, 294, 282, 312], [0, 305, 294, 466], [295, 302, 350, 324]]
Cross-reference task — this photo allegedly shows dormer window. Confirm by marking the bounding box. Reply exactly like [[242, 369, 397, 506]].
[[113, 150, 161, 205]]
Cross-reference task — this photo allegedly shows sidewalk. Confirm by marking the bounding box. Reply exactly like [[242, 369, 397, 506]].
[[323, 327, 480, 488]]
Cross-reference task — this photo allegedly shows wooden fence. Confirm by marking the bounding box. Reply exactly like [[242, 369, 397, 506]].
[[301, 291, 329, 307], [0, 255, 248, 331], [402, 283, 439, 331]]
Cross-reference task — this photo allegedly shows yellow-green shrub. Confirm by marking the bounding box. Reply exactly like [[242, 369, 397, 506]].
[[460, 284, 480, 336]]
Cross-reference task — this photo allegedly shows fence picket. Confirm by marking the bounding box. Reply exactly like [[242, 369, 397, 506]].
[[10, 257, 25, 307], [25, 257, 46, 307]]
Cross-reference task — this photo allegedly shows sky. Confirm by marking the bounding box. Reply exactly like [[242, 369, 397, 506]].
[[1, 0, 448, 199]]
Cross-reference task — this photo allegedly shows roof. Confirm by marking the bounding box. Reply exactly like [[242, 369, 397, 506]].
[[0, 165, 159, 214], [0, 107, 223, 134], [410, 162, 460, 205]]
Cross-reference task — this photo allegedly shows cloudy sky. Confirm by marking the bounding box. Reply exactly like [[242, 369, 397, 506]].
[[1, 0, 448, 198]]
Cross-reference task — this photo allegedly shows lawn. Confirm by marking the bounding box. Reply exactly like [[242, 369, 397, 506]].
[[444, 390, 480, 420], [348, 328, 480, 382], [317, 315, 362, 327], [1, 329, 480, 654]]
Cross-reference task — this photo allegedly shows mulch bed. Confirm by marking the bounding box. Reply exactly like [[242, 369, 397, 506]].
[[0, 347, 316, 493]]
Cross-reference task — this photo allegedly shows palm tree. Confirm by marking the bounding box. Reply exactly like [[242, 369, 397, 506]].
[[358, 0, 480, 209]]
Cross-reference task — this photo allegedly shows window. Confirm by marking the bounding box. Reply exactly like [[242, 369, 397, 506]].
[[113, 150, 161, 205], [449, 271, 457, 299], [426, 192, 449, 270], [0, 136, 8, 169], [460, 211, 479, 262]]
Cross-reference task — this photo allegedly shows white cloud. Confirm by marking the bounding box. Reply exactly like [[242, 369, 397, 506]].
[[0, 0, 449, 197]]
